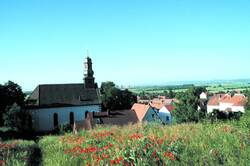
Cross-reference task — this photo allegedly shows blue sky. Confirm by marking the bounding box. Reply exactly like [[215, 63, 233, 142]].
[[0, 0, 250, 91]]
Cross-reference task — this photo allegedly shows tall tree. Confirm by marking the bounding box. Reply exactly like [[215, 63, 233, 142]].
[[100, 81, 136, 111], [173, 87, 206, 123]]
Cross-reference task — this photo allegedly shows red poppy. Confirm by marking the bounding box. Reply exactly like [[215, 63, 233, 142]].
[[152, 150, 157, 158], [164, 152, 175, 161], [0, 160, 5, 166], [129, 133, 143, 140], [102, 154, 109, 159]]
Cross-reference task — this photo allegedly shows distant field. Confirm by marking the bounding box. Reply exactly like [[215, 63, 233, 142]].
[[206, 83, 250, 93], [129, 82, 250, 95]]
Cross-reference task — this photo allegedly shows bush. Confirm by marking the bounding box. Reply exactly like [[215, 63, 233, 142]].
[[209, 109, 243, 122], [0, 140, 41, 166], [3, 103, 32, 132]]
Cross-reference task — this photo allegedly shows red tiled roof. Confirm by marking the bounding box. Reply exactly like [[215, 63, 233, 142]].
[[150, 98, 177, 108], [208, 94, 247, 106], [150, 100, 164, 110], [220, 94, 232, 103], [231, 95, 247, 106], [165, 105, 175, 112], [207, 95, 220, 106], [131, 103, 150, 122]]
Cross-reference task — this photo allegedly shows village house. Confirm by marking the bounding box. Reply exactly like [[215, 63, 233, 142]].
[[207, 93, 247, 114], [200, 92, 208, 100], [149, 98, 175, 124], [158, 105, 174, 124], [26, 56, 102, 132], [131, 103, 159, 122]]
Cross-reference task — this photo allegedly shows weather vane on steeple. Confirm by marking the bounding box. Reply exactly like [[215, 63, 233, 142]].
[[85, 48, 90, 58]]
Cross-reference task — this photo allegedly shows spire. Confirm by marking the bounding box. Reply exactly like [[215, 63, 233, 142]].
[[86, 48, 90, 58], [83, 50, 95, 89]]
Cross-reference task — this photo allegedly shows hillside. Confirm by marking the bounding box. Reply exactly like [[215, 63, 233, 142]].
[[1, 111, 250, 166]]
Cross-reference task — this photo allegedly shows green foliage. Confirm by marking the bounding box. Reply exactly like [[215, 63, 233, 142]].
[[100, 81, 136, 110], [173, 87, 206, 123], [0, 140, 40, 166], [53, 123, 72, 135], [3, 103, 31, 131], [246, 89, 250, 109], [0, 81, 26, 126], [3, 103, 21, 129]]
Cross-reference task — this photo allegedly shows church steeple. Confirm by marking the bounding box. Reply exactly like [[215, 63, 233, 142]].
[[84, 55, 95, 89]]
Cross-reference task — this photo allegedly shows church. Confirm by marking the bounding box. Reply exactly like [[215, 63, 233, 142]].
[[26, 56, 102, 132]]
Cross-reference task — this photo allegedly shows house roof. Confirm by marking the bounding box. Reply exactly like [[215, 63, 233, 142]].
[[131, 103, 150, 121], [150, 100, 164, 110], [26, 84, 101, 108], [231, 94, 247, 106], [207, 93, 247, 107], [165, 105, 175, 112], [208, 95, 221, 106], [100, 110, 138, 126]]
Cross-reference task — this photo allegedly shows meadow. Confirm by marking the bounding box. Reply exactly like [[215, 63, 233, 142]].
[[129, 82, 250, 95], [1, 111, 250, 166]]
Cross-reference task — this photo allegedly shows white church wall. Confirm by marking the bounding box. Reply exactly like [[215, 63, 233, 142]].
[[28, 105, 101, 132]]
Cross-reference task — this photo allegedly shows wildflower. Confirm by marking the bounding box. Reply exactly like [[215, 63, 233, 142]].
[[157, 139, 164, 145], [0, 160, 5, 166], [110, 156, 123, 165], [110, 160, 116, 165], [152, 150, 157, 158], [102, 154, 109, 159], [129, 133, 143, 140], [164, 152, 175, 161], [96, 156, 101, 162]]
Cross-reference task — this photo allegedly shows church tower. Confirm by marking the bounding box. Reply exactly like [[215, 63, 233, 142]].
[[84, 56, 95, 89]]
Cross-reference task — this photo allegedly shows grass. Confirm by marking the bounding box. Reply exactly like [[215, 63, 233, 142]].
[[1, 112, 250, 166], [0, 140, 41, 166]]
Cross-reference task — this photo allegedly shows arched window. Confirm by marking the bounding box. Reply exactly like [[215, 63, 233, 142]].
[[53, 113, 58, 128], [69, 112, 74, 125]]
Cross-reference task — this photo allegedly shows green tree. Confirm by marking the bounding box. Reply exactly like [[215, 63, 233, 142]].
[[246, 89, 250, 110], [3, 103, 30, 131], [0, 81, 26, 126], [100, 81, 116, 94], [173, 87, 206, 123], [100, 81, 136, 111], [168, 88, 175, 98], [3, 103, 21, 129]]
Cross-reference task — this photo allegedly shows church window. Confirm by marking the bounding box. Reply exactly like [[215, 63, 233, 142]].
[[70, 112, 74, 125], [53, 113, 58, 128]]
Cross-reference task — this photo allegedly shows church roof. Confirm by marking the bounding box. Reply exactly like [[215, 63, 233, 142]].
[[99, 110, 138, 126], [26, 83, 101, 108]]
